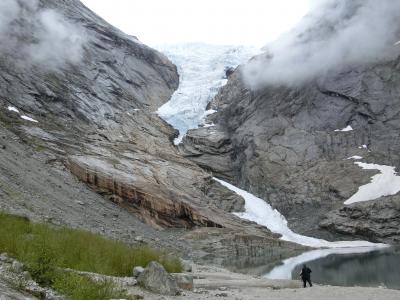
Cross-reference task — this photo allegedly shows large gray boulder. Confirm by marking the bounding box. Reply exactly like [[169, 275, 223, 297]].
[[137, 261, 179, 295]]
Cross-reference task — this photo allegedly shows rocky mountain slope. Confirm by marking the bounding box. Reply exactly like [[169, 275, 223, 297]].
[[0, 0, 305, 274], [181, 45, 400, 244]]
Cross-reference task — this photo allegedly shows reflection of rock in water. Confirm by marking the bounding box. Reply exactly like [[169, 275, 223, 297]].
[[222, 256, 288, 277], [292, 247, 400, 289]]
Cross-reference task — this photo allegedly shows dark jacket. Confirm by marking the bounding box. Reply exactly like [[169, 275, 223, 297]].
[[300, 266, 312, 279]]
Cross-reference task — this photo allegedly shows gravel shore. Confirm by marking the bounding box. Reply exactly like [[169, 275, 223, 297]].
[[121, 264, 400, 300]]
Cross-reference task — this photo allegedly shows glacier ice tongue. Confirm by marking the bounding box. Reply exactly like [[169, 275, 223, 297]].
[[155, 43, 259, 144]]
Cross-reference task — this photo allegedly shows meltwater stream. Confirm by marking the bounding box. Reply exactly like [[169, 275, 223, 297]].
[[156, 43, 392, 287]]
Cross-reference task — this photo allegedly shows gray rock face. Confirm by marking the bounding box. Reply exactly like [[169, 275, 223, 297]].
[[181, 56, 400, 242], [184, 227, 305, 273], [0, 0, 250, 230], [137, 261, 179, 295], [321, 194, 400, 243]]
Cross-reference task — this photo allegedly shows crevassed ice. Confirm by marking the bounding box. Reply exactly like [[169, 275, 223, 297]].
[[345, 162, 400, 205], [155, 43, 259, 144], [214, 178, 386, 249]]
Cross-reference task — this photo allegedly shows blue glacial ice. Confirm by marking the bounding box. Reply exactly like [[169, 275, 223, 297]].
[[155, 43, 259, 144]]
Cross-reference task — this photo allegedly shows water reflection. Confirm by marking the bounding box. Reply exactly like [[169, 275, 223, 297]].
[[265, 247, 400, 289]]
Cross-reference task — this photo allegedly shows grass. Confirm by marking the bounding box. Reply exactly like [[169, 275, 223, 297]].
[[0, 213, 182, 299], [53, 272, 132, 300]]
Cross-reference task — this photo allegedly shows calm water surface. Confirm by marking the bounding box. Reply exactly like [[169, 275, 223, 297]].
[[265, 247, 400, 289]]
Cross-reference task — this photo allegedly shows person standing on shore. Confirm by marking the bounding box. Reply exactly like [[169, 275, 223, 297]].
[[300, 264, 313, 288]]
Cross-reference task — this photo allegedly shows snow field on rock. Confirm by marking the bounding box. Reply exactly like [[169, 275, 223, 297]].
[[213, 178, 386, 249]]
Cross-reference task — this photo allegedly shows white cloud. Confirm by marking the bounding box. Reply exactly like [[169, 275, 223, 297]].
[[243, 0, 400, 88], [81, 0, 311, 47], [0, 0, 86, 69]]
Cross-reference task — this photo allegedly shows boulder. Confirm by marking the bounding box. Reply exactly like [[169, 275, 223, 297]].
[[180, 259, 193, 272], [132, 266, 145, 278], [0, 253, 12, 263], [172, 273, 194, 291], [137, 261, 179, 295], [11, 261, 24, 273]]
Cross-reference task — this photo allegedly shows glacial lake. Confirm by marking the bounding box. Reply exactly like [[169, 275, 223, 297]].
[[265, 246, 400, 289]]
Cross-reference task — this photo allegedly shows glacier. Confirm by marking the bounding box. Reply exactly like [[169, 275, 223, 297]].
[[155, 43, 259, 144]]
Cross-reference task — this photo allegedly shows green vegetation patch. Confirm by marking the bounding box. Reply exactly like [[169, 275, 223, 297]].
[[53, 272, 131, 300], [0, 212, 182, 299]]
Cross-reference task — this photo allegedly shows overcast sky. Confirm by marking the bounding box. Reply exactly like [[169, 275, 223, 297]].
[[81, 0, 311, 47]]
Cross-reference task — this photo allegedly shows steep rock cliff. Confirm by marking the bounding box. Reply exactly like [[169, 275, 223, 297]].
[[180, 52, 400, 243]]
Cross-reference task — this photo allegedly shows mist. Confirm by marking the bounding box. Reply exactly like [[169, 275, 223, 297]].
[[243, 0, 400, 88], [0, 0, 85, 69]]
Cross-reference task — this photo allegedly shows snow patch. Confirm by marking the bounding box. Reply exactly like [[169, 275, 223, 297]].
[[214, 178, 385, 248], [347, 156, 363, 160], [6, 106, 38, 123], [205, 109, 217, 116], [334, 125, 353, 132], [21, 115, 38, 123], [155, 43, 259, 144], [7, 106, 19, 113], [395, 41, 400, 46], [344, 162, 400, 205]]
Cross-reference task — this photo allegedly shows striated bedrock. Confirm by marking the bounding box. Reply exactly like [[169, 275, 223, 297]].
[[0, 0, 178, 121], [180, 56, 400, 242], [320, 194, 400, 244], [68, 155, 224, 228]]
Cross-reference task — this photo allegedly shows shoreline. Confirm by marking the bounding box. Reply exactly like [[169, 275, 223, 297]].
[[130, 264, 400, 300]]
